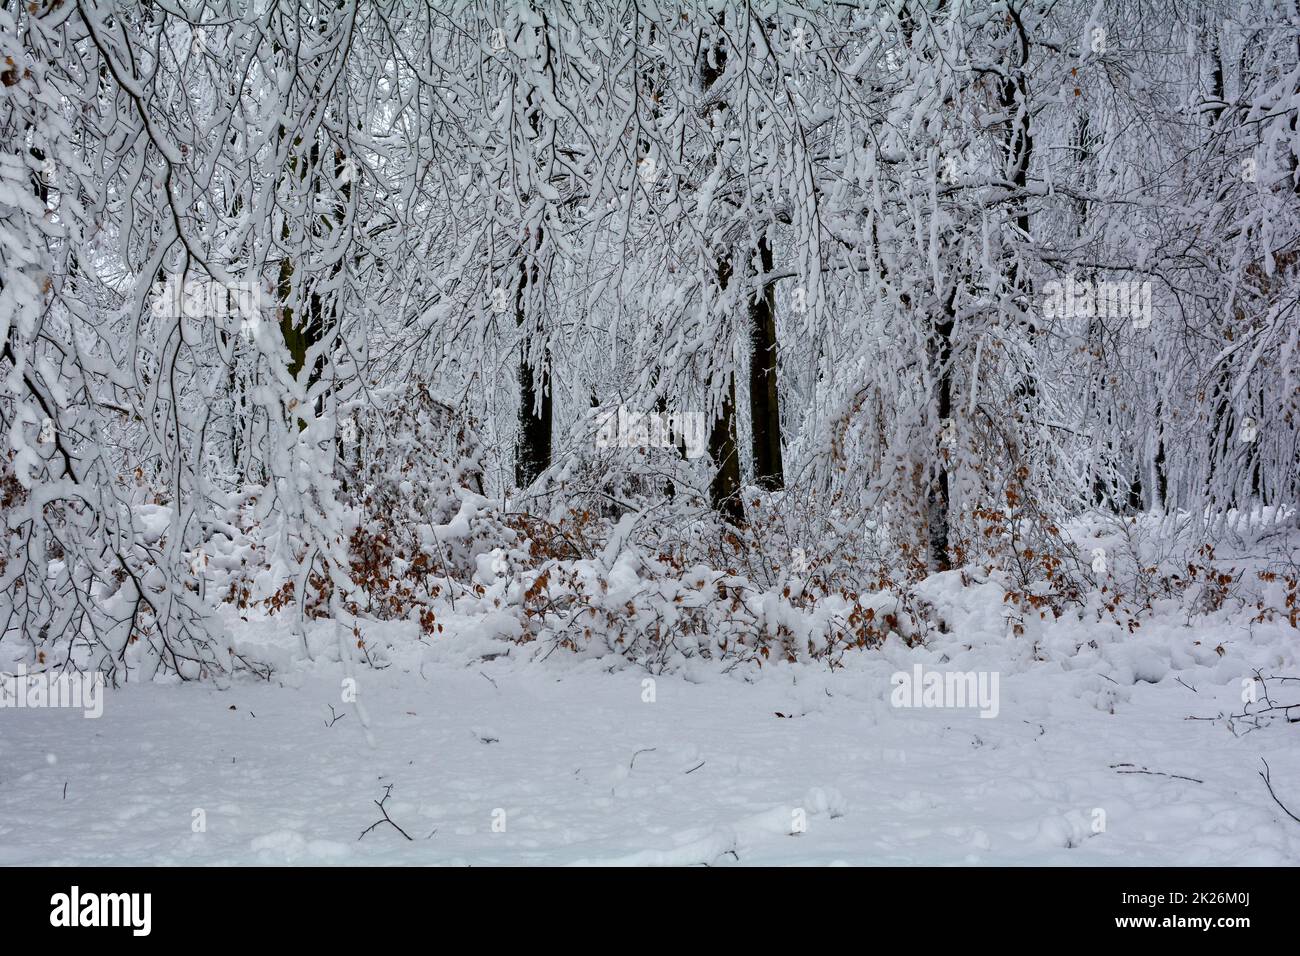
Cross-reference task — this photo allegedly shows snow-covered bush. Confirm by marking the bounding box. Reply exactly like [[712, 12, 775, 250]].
[[2, 0, 1297, 685]]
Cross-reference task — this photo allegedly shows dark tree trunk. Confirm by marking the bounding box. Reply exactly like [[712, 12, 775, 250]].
[[748, 235, 784, 490], [710, 257, 743, 525], [515, 352, 552, 489], [699, 16, 742, 524], [1154, 413, 1169, 510], [514, 238, 551, 489], [277, 138, 329, 390], [1207, 367, 1235, 508], [1127, 464, 1144, 513], [926, 300, 955, 571], [709, 378, 744, 526], [1249, 389, 1263, 502]]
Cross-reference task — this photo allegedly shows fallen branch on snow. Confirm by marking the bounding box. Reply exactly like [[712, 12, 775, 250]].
[[358, 784, 415, 841], [1109, 763, 1203, 784], [1258, 759, 1300, 825]]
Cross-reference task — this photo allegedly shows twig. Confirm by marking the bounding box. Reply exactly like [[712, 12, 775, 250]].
[[324, 704, 346, 727], [698, 849, 739, 866], [479, 670, 498, 690], [629, 747, 656, 770], [1258, 759, 1300, 824], [685, 760, 706, 774], [1109, 762, 1203, 783], [358, 785, 414, 841]]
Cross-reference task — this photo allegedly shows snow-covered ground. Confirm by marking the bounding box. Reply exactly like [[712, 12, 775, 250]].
[[3, 580, 1298, 866]]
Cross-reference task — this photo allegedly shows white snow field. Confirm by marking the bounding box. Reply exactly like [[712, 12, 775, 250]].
[[2, 574, 1298, 867]]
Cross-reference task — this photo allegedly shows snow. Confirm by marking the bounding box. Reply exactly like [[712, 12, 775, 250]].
[[3, 605, 1297, 866]]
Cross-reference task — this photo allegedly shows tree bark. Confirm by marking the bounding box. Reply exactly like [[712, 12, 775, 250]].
[[514, 236, 552, 489], [710, 257, 744, 525], [700, 15, 742, 524], [748, 234, 784, 490], [926, 300, 955, 571]]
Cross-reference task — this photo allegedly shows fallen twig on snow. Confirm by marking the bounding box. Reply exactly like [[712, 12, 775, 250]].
[[1258, 759, 1300, 825], [358, 784, 414, 841], [1109, 762, 1203, 783]]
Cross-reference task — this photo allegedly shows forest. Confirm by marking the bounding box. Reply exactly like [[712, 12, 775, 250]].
[[1, 0, 1298, 868]]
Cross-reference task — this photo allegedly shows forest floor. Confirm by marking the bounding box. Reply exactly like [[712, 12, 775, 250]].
[[3, 580, 1299, 865]]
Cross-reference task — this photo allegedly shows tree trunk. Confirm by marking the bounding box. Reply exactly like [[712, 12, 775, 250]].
[[514, 243, 552, 489], [700, 16, 742, 524], [710, 256, 743, 524], [748, 234, 784, 490], [709, 379, 744, 526], [926, 301, 955, 570], [1154, 410, 1169, 510]]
